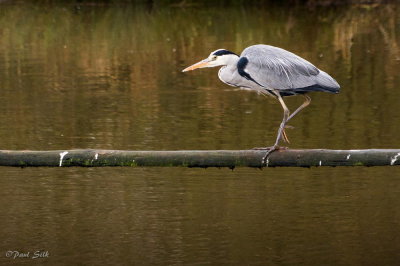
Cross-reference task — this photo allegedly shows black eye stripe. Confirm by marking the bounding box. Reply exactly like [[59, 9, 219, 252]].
[[212, 50, 238, 56]]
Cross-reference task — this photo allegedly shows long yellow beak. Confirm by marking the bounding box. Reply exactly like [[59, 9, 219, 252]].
[[182, 59, 210, 72]]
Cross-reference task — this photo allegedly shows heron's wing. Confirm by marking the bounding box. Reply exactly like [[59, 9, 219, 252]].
[[239, 44, 333, 92]]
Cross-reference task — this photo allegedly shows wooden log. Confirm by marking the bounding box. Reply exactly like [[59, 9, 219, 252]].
[[0, 149, 399, 168]]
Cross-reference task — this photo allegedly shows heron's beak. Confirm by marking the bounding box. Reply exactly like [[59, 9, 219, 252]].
[[182, 59, 211, 72]]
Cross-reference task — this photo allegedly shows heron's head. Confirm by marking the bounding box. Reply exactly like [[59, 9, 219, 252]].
[[182, 49, 239, 72]]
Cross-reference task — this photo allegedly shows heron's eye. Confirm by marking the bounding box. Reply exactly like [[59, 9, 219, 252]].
[[212, 55, 218, 60]]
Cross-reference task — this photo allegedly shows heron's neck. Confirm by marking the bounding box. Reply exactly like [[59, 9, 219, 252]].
[[221, 55, 240, 75], [218, 55, 239, 75], [216, 55, 239, 86], [222, 54, 240, 67]]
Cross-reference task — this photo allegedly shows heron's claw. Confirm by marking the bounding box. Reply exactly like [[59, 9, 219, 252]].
[[261, 145, 278, 165], [260, 145, 288, 166]]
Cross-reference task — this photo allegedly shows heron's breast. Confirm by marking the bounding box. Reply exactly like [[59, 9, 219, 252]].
[[218, 67, 253, 88], [218, 67, 237, 87]]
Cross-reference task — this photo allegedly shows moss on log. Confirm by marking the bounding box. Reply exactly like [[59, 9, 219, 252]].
[[0, 149, 399, 168]]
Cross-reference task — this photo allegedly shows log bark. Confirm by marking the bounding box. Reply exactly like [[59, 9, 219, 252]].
[[0, 149, 399, 168]]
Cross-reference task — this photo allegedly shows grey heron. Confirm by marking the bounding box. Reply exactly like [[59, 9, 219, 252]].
[[182, 44, 340, 162]]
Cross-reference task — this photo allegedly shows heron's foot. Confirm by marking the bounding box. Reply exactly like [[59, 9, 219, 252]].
[[261, 145, 288, 166]]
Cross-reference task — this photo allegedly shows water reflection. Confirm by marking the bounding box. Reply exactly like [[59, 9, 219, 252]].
[[0, 3, 398, 150], [0, 2, 399, 266]]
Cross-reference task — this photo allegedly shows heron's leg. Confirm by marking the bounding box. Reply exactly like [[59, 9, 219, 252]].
[[258, 90, 290, 144], [282, 128, 290, 143], [286, 94, 311, 122], [273, 91, 291, 146], [261, 95, 310, 148], [259, 93, 311, 165], [279, 94, 311, 144], [261, 91, 290, 164]]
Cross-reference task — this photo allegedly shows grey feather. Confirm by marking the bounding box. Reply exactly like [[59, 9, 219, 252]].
[[239, 44, 340, 94]]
